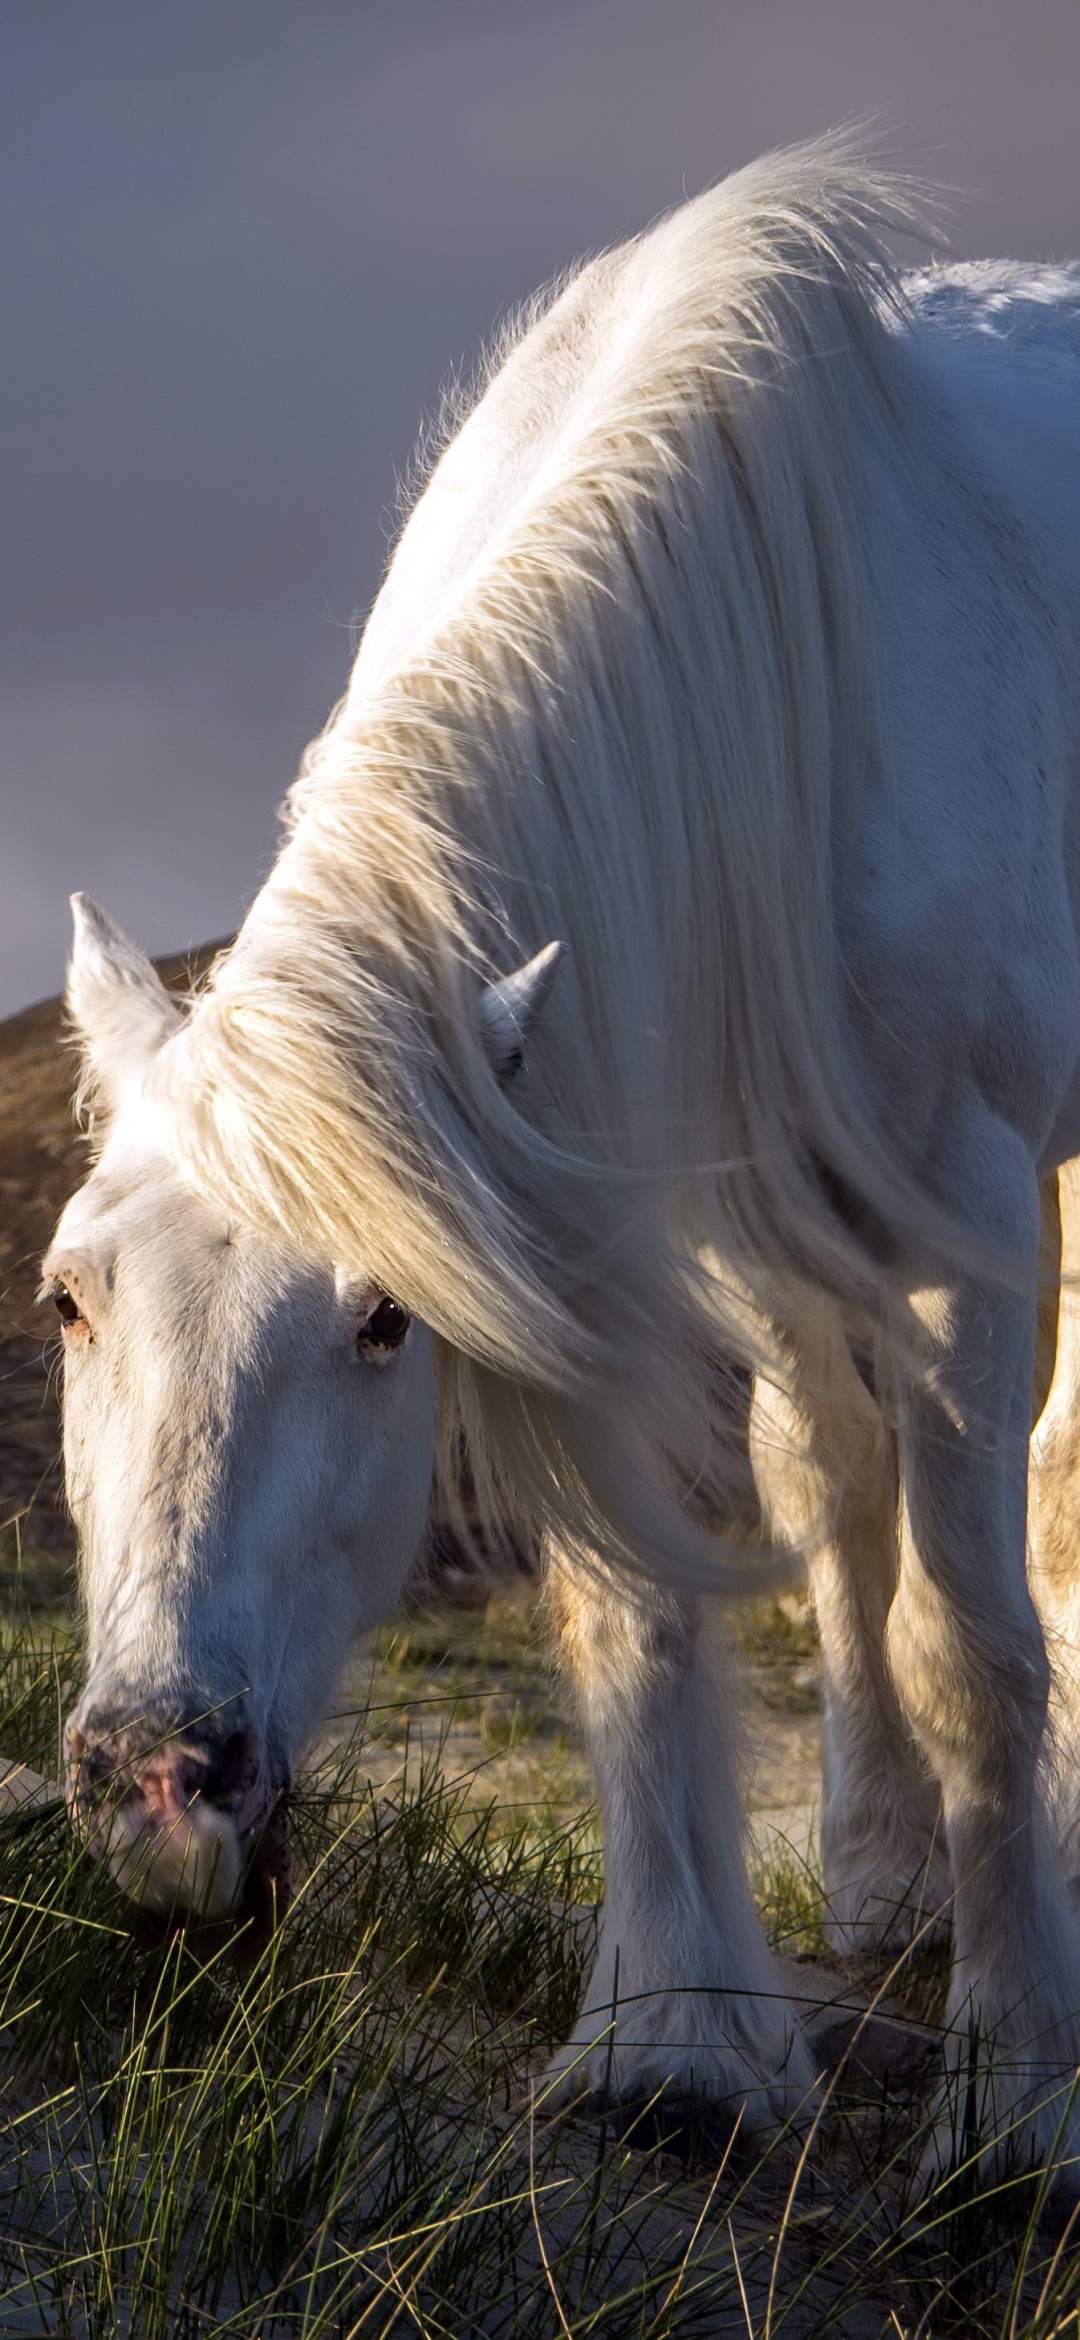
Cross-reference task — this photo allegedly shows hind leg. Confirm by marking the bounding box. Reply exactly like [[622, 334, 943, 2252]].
[[750, 1301, 947, 1953], [885, 1106, 1080, 2180], [1029, 1159, 1080, 1882], [544, 1546, 813, 2133]]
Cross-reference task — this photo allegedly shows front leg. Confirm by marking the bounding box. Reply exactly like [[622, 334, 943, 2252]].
[[544, 1547, 813, 2135], [1029, 1158, 1080, 1882]]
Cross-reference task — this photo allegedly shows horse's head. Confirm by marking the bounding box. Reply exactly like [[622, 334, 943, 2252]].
[[46, 897, 558, 1934]]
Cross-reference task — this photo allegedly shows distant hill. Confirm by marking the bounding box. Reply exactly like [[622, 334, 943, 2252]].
[[0, 944, 226, 1592]]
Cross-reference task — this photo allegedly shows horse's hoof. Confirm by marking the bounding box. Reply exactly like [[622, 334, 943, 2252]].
[[603, 2088, 752, 2168], [548, 2077, 759, 2171]]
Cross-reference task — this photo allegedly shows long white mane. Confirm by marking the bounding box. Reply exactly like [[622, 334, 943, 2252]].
[[160, 137, 944, 1584]]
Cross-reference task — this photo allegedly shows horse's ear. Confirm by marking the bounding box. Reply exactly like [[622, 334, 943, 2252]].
[[66, 894, 181, 1114], [478, 940, 564, 1084]]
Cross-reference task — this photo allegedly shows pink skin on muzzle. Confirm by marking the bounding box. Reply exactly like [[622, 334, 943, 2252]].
[[64, 1710, 292, 1950]]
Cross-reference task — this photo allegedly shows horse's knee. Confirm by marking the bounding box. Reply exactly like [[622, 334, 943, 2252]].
[[886, 1562, 1050, 1784], [750, 1333, 894, 1585], [546, 1547, 699, 1702]]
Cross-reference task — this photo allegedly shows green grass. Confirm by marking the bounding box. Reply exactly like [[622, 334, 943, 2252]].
[[736, 1597, 822, 1718], [0, 1513, 74, 1612], [3, 1595, 1080, 2335]]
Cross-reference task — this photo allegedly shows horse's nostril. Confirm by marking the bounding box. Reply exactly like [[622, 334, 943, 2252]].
[[63, 1706, 265, 1830], [65, 1728, 117, 1806]]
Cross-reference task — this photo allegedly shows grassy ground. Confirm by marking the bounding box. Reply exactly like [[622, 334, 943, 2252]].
[[3, 1584, 1080, 2336]]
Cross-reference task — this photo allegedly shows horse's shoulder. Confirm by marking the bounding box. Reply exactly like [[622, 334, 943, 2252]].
[[897, 259, 1080, 592], [901, 258, 1080, 342], [897, 259, 1080, 420]]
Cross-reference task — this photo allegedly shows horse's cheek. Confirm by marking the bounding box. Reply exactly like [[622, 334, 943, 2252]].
[[59, 1361, 114, 1597], [345, 1344, 436, 1632]]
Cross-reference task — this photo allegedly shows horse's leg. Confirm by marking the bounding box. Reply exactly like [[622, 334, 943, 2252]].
[[750, 1306, 947, 1954], [886, 1109, 1080, 2173], [1029, 1159, 1080, 1883], [544, 1548, 813, 2133]]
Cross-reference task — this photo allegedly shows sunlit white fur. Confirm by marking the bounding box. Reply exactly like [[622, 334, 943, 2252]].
[[51, 137, 1080, 2173]]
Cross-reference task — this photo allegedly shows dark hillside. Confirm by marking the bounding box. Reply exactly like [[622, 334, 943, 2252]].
[[0, 944, 226, 1590]]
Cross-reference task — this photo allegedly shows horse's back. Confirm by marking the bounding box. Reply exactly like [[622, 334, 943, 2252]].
[[900, 261, 1080, 592]]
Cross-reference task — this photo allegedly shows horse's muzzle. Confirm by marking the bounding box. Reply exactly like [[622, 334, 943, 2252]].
[[64, 1701, 291, 1940]]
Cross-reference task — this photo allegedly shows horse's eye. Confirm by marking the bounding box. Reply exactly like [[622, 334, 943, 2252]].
[[53, 1282, 83, 1326], [360, 1296, 411, 1351]]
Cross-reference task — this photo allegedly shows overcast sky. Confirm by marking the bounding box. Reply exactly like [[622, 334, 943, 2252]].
[[3, 0, 1080, 1015]]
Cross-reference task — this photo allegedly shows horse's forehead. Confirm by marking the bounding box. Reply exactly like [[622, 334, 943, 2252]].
[[57, 1148, 223, 1265], [56, 1149, 351, 1338], [55, 1152, 250, 1311]]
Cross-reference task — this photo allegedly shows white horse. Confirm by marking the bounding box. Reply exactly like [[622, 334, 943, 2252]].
[[45, 135, 1080, 2172]]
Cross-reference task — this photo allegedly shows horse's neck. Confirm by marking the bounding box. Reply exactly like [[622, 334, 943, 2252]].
[[349, 255, 629, 700]]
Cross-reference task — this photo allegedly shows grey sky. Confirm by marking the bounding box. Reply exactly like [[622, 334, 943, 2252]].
[[3, 0, 1079, 1014]]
